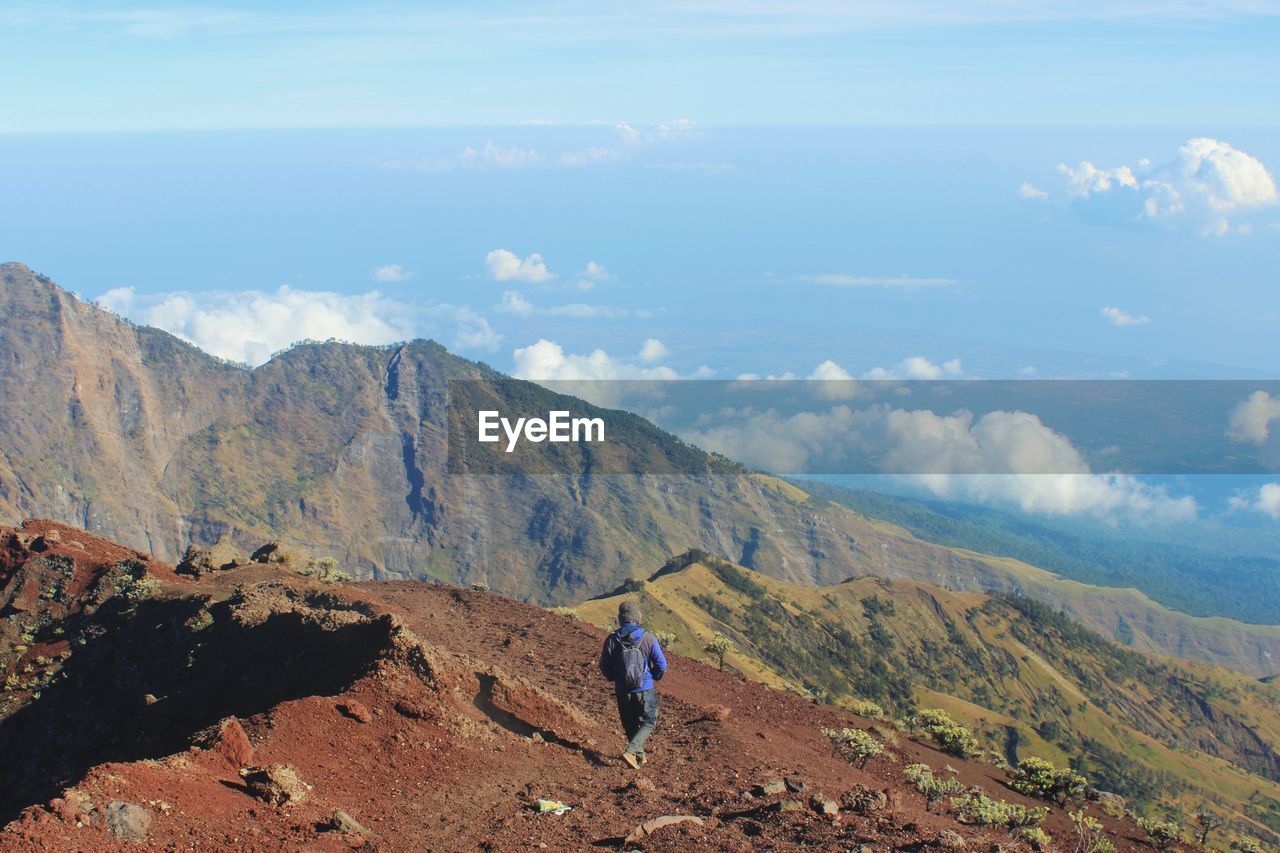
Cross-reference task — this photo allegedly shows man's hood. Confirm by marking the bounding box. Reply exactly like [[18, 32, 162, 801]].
[[616, 623, 643, 641]]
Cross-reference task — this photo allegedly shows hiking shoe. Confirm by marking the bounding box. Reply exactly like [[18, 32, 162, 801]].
[[622, 751, 641, 770]]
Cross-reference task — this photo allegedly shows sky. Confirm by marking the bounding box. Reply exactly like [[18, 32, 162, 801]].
[[2, 1, 1280, 523]]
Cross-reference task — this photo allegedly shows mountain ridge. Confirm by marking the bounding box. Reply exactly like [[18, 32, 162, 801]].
[[3, 261, 1280, 682]]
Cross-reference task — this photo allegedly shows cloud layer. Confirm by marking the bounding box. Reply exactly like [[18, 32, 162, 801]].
[[685, 403, 1194, 519], [1040, 137, 1278, 235], [96, 284, 497, 366]]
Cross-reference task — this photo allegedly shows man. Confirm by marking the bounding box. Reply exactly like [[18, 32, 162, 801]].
[[599, 600, 667, 769]]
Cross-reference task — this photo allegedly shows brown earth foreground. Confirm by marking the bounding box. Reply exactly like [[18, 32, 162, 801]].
[[1, 520, 1159, 851]]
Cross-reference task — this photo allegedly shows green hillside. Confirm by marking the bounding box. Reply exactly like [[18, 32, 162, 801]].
[[578, 551, 1280, 844]]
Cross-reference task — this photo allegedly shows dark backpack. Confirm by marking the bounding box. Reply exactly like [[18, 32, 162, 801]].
[[612, 631, 653, 690]]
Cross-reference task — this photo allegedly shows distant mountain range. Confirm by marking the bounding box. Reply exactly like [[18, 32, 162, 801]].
[[2, 261, 1279, 681]]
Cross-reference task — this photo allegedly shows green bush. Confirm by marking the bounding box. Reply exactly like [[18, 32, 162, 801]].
[[1010, 756, 1088, 804], [908, 708, 981, 758], [1017, 827, 1053, 851], [849, 698, 887, 719], [824, 727, 885, 767], [301, 557, 350, 583], [1136, 817, 1182, 850], [1070, 809, 1116, 853], [903, 763, 967, 811], [951, 793, 1048, 829], [703, 632, 733, 670]]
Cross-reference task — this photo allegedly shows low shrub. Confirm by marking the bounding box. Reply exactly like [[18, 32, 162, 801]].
[[1136, 816, 1182, 850], [1010, 756, 1088, 804], [951, 793, 1048, 829], [824, 727, 884, 767], [908, 708, 981, 758]]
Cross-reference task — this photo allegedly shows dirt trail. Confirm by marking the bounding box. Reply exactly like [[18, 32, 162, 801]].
[[0, 521, 1155, 850]]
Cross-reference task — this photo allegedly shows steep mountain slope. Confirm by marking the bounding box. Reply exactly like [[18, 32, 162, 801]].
[[3, 262, 1280, 681], [577, 552, 1280, 843], [0, 521, 1155, 850]]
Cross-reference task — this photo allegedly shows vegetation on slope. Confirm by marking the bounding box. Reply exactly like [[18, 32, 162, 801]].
[[577, 550, 1280, 843]]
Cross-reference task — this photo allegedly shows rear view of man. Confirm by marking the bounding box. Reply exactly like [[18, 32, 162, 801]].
[[599, 600, 667, 769]]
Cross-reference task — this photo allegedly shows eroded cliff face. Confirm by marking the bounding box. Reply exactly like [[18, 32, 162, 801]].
[[0, 263, 888, 601]]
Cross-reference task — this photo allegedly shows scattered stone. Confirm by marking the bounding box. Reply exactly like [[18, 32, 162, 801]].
[[784, 777, 807, 794], [629, 777, 658, 794], [393, 698, 433, 720], [810, 795, 840, 817], [328, 809, 370, 835], [1095, 790, 1126, 817], [706, 704, 731, 722], [623, 815, 704, 844], [531, 732, 545, 744], [842, 784, 888, 814], [754, 779, 786, 797], [217, 717, 255, 768], [340, 700, 373, 724], [933, 828, 967, 849], [104, 801, 151, 841], [240, 764, 312, 806], [176, 546, 216, 577], [250, 542, 289, 563], [774, 799, 806, 814]]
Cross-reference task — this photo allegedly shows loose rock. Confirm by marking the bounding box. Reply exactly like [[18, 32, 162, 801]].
[[105, 801, 151, 842], [340, 700, 373, 724], [623, 815, 704, 844], [240, 764, 312, 806]]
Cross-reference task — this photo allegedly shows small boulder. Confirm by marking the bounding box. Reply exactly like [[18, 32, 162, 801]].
[[250, 542, 289, 564], [841, 784, 888, 814], [240, 764, 312, 806], [706, 704, 731, 722], [754, 778, 786, 797], [628, 777, 658, 795], [810, 795, 839, 817], [784, 777, 807, 794], [774, 799, 806, 813], [216, 717, 255, 768], [934, 829, 967, 849], [176, 546, 217, 577], [105, 801, 151, 841], [339, 700, 373, 724], [1095, 790, 1126, 817], [329, 809, 370, 836]]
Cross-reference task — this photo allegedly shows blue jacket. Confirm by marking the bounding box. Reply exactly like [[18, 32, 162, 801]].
[[599, 623, 667, 694]]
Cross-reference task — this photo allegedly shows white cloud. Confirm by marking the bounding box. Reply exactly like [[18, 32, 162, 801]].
[[573, 260, 612, 290], [1228, 390, 1280, 455], [496, 290, 535, 317], [1041, 138, 1278, 236], [95, 284, 497, 366], [683, 403, 1194, 519], [511, 339, 680, 381], [1228, 390, 1280, 445], [493, 289, 648, 319], [863, 356, 963, 380], [484, 249, 555, 283], [1229, 483, 1280, 520], [638, 338, 669, 363], [809, 359, 854, 381], [371, 263, 412, 283], [1018, 182, 1049, 200], [797, 273, 955, 288], [463, 140, 540, 169], [1101, 306, 1150, 327]]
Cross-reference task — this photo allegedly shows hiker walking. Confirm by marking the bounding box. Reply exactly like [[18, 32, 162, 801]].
[[599, 600, 667, 769]]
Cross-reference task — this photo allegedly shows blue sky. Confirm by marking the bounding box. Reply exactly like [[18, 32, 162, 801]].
[[3, 2, 1280, 522]]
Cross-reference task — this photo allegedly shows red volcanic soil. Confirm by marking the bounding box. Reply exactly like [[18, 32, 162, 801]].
[[0, 521, 1155, 851]]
